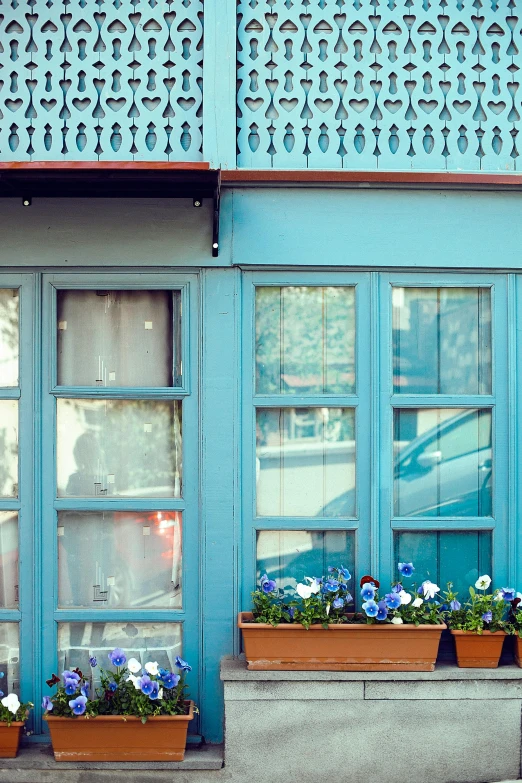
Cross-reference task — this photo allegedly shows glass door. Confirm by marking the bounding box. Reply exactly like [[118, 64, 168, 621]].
[[38, 274, 199, 736]]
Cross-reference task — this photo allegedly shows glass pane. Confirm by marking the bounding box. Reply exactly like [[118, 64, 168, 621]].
[[255, 286, 356, 395], [393, 408, 492, 517], [256, 407, 356, 517], [57, 399, 182, 498], [0, 623, 19, 693], [0, 401, 18, 498], [57, 290, 181, 387], [0, 512, 18, 609], [58, 623, 182, 685], [392, 287, 492, 394], [257, 530, 355, 597], [395, 531, 492, 599], [0, 289, 19, 387], [58, 511, 182, 609]]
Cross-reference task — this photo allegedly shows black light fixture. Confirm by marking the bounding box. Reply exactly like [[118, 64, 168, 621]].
[[193, 197, 202, 207], [22, 197, 32, 207]]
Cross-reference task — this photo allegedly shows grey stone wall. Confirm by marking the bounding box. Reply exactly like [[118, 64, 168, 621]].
[[221, 657, 522, 783]]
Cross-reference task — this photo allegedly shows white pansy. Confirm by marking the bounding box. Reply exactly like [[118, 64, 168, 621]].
[[422, 581, 440, 600], [158, 688, 164, 700], [296, 582, 313, 600], [412, 597, 423, 608], [326, 603, 331, 616], [304, 577, 321, 594], [398, 590, 412, 605], [391, 616, 404, 624], [1, 693, 20, 715], [127, 658, 142, 674], [127, 674, 141, 690], [517, 592, 522, 600], [494, 591, 503, 602], [144, 661, 159, 676], [475, 574, 492, 590]]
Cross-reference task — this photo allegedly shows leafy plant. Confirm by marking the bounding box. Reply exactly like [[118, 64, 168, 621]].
[[43, 650, 196, 724], [443, 575, 511, 633], [0, 672, 33, 727]]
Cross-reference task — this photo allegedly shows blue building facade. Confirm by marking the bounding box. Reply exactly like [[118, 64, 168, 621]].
[[0, 0, 522, 748]]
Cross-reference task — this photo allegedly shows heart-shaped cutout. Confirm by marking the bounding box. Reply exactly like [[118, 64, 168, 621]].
[[349, 98, 369, 112], [5, 99, 23, 112], [279, 98, 298, 111], [72, 97, 91, 111], [384, 99, 402, 113], [452, 100, 471, 113], [177, 97, 196, 110], [418, 99, 438, 113], [487, 100, 506, 114], [245, 97, 264, 111], [142, 97, 161, 111], [40, 98, 57, 111], [106, 97, 126, 112], [314, 98, 333, 112]]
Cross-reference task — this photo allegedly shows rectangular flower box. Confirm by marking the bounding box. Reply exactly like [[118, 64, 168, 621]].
[[514, 635, 522, 667], [451, 630, 506, 668], [45, 701, 194, 762], [0, 722, 23, 758], [239, 612, 445, 671]]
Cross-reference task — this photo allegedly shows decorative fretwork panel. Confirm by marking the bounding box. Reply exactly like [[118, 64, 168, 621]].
[[237, 0, 522, 170], [0, 0, 203, 161]]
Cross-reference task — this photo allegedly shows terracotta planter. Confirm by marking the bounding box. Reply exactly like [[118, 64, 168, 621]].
[[46, 701, 194, 762], [0, 721, 23, 758], [451, 630, 506, 668], [239, 612, 445, 671], [514, 635, 522, 667]]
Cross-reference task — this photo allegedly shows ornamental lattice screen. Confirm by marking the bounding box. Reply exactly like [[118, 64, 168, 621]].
[[237, 0, 522, 170], [0, 0, 203, 161]]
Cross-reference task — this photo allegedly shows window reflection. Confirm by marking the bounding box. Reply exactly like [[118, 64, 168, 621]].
[[256, 286, 356, 395], [256, 407, 356, 517], [392, 287, 492, 395], [0, 512, 18, 609], [0, 290, 19, 388], [393, 408, 492, 517], [0, 401, 18, 498], [0, 623, 19, 693], [58, 511, 182, 609]]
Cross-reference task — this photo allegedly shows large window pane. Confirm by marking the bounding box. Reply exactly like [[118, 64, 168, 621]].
[[393, 408, 492, 517], [0, 623, 19, 693], [257, 530, 355, 596], [0, 289, 19, 388], [256, 286, 356, 395], [0, 400, 18, 498], [256, 407, 356, 517], [58, 511, 182, 609], [57, 290, 181, 387], [57, 399, 182, 498], [0, 512, 18, 609], [395, 530, 492, 599], [58, 623, 182, 684], [393, 287, 492, 394]]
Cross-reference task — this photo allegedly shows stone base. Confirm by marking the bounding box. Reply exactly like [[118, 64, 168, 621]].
[[221, 657, 522, 783]]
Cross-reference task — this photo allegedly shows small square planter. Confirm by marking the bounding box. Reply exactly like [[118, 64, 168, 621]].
[[45, 701, 194, 762], [239, 612, 445, 671], [451, 630, 506, 668], [0, 722, 24, 758]]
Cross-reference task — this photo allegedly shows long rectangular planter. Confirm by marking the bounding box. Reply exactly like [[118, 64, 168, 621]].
[[239, 612, 445, 671], [46, 701, 194, 762], [514, 635, 522, 667], [0, 722, 23, 758], [451, 630, 506, 668]]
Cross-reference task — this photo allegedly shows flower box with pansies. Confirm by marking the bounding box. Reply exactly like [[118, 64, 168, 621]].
[[0, 671, 33, 758], [43, 649, 196, 761], [238, 563, 447, 671]]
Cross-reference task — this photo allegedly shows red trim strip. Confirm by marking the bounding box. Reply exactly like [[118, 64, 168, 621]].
[[0, 161, 211, 171], [221, 169, 522, 186]]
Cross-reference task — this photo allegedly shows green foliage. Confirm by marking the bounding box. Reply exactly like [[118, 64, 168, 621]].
[[443, 582, 508, 633], [0, 698, 33, 727]]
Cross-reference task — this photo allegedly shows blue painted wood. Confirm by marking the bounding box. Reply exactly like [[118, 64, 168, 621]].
[[237, 0, 522, 171], [0, 1, 203, 162]]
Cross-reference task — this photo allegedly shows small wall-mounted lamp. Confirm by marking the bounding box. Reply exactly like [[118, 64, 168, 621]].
[[193, 198, 202, 208], [22, 197, 32, 207]]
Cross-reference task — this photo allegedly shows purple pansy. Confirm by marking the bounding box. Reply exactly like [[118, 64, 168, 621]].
[[69, 695, 87, 716], [108, 648, 127, 667]]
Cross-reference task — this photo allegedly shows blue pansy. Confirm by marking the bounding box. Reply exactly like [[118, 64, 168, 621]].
[[482, 611, 493, 623], [332, 597, 344, 610], [89, 656, 97, 668], [361, 583, 376, 601], [108, 648, 127, 667], [175, 656, 192, 673], [139, 675, 154, 696], [0, 672, 5, 679], [108, 681, 117, 692], [260, 574, 277, 594], [287, 607, 295, 620], [398, 562, 414, 578], [384, 592, 401, 610], [362, 599, 378, 617], [344, 592, 353, 604], [161, 672, 180, 689], [69, 695, 87, 716], [325, 580, 339, 593], [339, 567, 351, 580], [42, 696, 53, 712], [376, 601, 389, 621], [64, 678, 79, 696], [81, 681, 90, 698], [0, 691, 4, 698], [501, 588, 516, 601], [63, 670, 80, 682], [449, 599, 461, 611], [148, 681, 161, 700], [327, 566, 335, 573], [392, 583, 403, 594]]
